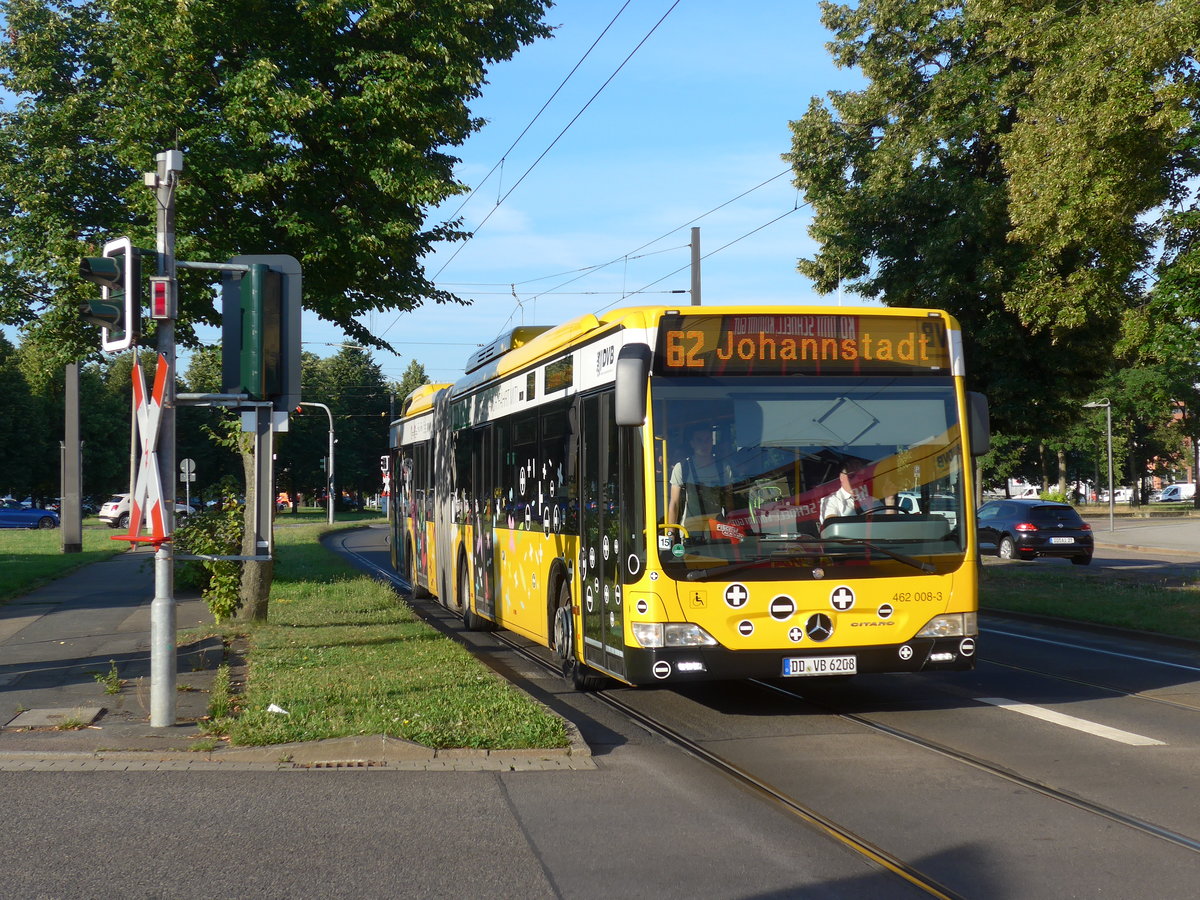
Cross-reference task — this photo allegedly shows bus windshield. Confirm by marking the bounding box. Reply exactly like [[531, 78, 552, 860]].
[[652, 376, 967, 580]]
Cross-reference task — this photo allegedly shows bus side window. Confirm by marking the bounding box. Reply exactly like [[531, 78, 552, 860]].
[[454, 429, 473, 523], [541, 401, 574, 534], [513, 412, 538, 526]]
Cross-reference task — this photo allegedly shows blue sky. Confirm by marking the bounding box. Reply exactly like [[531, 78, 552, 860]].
[[5, 1, 867, 385], [328, 0, 868, 385]]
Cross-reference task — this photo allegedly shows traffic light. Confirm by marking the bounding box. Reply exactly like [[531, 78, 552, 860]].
[[79, 237, 140, 351], [221, 255, 302, 414]]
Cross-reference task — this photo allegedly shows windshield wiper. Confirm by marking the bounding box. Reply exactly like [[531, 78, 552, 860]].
[[685, 540, 825, 581], [684, 536, 934, 580], [816, 536, 936, 573]]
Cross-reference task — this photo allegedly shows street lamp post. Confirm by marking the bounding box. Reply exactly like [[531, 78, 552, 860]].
[[298, 401, 335, 525], [1084, 399, 1114, 532]]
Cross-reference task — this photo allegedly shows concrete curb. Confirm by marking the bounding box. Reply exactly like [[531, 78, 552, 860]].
[[0, 726, 595, 772], [1092, 540, 1197, 558]]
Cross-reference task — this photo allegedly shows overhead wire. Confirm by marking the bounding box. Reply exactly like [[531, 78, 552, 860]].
[[438, 0, 636, 226], [505, 0, 1157, 318], [378, 0, 670, 344], [392, 0, 1154, 353], [517, 170, 794, 307], [495, 0, 1104, 314], [424, 0, 685, 287]]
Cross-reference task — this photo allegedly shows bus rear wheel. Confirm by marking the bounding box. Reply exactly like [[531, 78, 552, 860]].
[[406, 541, 430, 599], [458, 557, 491, 631], [553, 581, 604, 692]]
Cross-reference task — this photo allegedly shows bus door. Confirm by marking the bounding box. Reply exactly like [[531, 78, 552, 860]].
[[579, 393, 626, 679], [472, 424, 499, 620]]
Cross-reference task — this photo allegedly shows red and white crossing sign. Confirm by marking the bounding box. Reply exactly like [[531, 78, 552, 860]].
[[116, 354, 170, 544]]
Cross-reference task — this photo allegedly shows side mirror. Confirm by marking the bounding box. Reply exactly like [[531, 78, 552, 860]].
[[614, 343, 652, 426], [968, 392, 991, 456]]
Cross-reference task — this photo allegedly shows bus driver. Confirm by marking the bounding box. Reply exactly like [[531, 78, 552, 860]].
[[668, 425, 732, 540], [820, 458, 882, 525]]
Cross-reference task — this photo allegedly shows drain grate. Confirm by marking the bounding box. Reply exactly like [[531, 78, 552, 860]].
[[4, 707, 103, 729], [292, 759, 388, 769]]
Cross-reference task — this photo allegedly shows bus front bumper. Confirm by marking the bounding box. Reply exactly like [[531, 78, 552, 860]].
[[620, 635, 976, 684]]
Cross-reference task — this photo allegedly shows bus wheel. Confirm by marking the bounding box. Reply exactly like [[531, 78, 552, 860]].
[[406, 542, 429, 599], [459, 557, 490, 631], [553, 582, 604, 692]]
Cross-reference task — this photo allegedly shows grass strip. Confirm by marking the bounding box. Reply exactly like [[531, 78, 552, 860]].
[[206, 523, 569, 750], [981, 564, 1200, 640]]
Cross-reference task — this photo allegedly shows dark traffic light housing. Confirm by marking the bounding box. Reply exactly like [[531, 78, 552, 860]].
[[233, 263, 283, 401], [221, 255, 301, 414], [79, 237, 140, 351]]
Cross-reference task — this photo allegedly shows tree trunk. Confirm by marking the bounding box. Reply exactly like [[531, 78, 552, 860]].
[[237, 444, 273, 622]]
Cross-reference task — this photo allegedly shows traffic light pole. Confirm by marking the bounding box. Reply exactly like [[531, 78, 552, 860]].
[[298, 402, 336, 525], [148, 150, 183, 728]]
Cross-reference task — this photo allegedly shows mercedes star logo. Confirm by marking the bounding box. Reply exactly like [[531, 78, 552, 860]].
[[805, 613, 834, 642]]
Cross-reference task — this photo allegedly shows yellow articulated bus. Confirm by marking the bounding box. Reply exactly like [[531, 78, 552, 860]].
[[390, 305, 990, 689]]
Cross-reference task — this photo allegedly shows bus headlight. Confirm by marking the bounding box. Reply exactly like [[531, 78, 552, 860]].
[[632, 623, 719, 648], [916, 612, 978, 638]]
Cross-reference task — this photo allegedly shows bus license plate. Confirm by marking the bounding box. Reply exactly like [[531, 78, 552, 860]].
[[1050, 537, 1075, 544], [782, 656, 857, 677]]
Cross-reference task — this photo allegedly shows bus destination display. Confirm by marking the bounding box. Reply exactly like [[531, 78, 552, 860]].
[[655, 313, 952, 376]]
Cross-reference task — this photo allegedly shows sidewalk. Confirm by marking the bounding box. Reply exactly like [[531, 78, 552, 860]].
[[1081, 513, 1200, 557], [0, 549, 590, 771]]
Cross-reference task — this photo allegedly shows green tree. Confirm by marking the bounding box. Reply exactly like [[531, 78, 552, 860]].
[[180, 346, 242, 502], [992, 0, 1200, 332], [1111, 302, 1200, 503], [298, 345, 390, 503], [787, 0, 1199, 469], [393, 359, 433, 409], [1, 0, 551, 610], [0, 333, 42, 498], [0, 0, 553, 367]]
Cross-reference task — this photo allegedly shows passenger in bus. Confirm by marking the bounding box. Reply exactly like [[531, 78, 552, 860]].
[[819, 458, 883, 524], [668, 424, 733, 539]]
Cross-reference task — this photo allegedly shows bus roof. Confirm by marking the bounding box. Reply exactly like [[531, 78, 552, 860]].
[[402, 383, 451, 417]]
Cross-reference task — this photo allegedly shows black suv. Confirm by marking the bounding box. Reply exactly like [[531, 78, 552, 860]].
[[976, 499, 1094, 565]]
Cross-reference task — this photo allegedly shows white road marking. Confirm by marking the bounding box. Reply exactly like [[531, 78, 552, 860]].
[[986, 628, 1200, 674], [978, 697, 1165, 746]]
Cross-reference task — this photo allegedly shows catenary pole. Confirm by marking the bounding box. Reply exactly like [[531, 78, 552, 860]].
[[690, 227, 701, 306], [61, 362, 83, 553]]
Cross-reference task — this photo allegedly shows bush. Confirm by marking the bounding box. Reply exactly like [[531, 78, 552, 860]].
[[174, 500, 244, 622]]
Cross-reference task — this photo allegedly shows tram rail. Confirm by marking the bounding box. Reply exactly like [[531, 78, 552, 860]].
[[337, 530, 1200, 897]]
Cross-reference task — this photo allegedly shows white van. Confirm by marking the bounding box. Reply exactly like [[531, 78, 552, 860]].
[[1157, 483, 1196, 502]]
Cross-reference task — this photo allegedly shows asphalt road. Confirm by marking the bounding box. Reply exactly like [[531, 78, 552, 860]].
[[3, 520, 1196, 899]]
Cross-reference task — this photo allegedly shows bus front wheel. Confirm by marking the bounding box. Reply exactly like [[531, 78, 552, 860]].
[[553, 581, 604, 691]]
